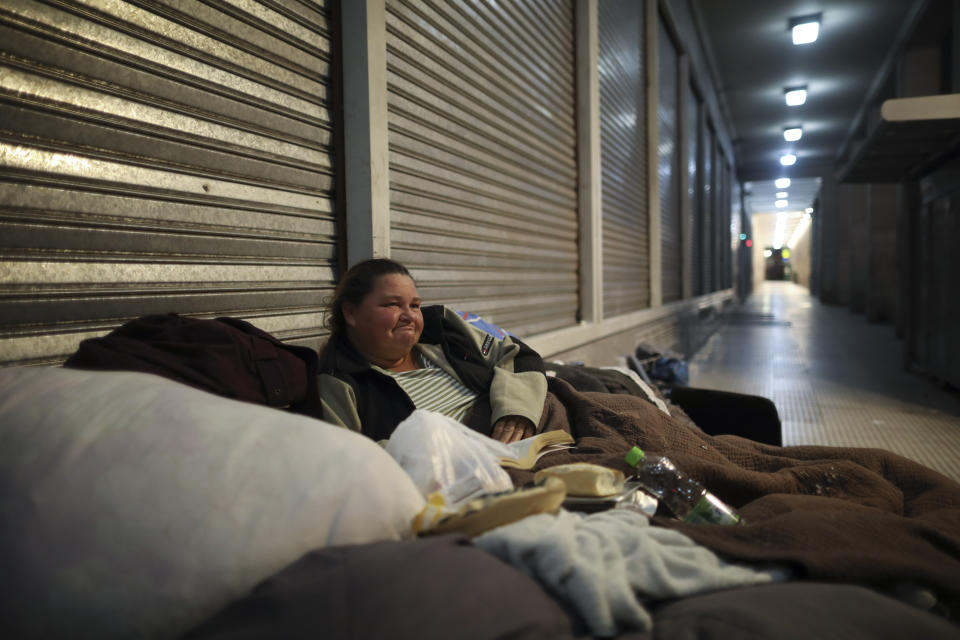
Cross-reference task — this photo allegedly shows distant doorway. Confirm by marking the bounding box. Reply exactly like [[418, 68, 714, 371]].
[[763, 247, 793, 281]]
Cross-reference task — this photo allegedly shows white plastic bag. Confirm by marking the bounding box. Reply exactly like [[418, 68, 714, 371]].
[[385, 409, 514, 510]]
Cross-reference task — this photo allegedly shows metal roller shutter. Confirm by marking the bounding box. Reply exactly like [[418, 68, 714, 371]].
[[720, 149, 728, 287], [0, 0, 337, 366], [385, 0, 578, 337], [702, 125, 715, 292], [598, 0, 649, 317], [688, 87, 701, 296], [657, 17, 681, 303], [711, 137, 723, 291], [729, 178, 741, 290], [721, 161, 732, 288]]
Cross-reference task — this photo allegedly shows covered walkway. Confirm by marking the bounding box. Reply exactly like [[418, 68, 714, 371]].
[[690, 281, 960, 483]]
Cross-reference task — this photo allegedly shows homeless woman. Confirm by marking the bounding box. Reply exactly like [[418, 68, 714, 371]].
[[318, 258, 548, 443]]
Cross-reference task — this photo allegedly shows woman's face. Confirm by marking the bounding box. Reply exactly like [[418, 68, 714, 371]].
[[343, 273, 423, 365]]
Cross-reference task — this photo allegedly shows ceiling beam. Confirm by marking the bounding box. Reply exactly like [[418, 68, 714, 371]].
[[835, 0, 931, 167]]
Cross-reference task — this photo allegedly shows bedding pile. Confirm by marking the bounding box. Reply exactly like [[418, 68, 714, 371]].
[[513, 377, 960, 617], [475, 508, 788, 636]]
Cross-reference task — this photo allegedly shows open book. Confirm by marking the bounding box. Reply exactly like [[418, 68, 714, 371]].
[[498, 430, 575, 470]]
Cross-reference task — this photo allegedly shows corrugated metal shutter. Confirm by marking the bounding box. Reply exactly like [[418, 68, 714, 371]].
[[702, 125, 716, 292], [657, 17, 681, 303], [598, 0, 649, 317], [715, 146, 726, 290], [385, 0, 578, 337], [0, 0, 337, 366], [721, 160, 732, 288], [688, 87, 701, 296], [729, 179, 741, 290]]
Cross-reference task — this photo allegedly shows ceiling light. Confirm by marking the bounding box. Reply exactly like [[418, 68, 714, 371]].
[[790, 14, 821, 45], [780, 153, 797, 166], [784, 86, 807, 106], [783, 126, 803, 142], [776, 191, 788, 198], [775, 199, 788, 208], [775, 178, 791, 189], [805, 207, 814, 214]]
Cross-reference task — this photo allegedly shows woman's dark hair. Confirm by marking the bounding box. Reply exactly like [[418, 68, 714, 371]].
[[324, 258, 414, 337]]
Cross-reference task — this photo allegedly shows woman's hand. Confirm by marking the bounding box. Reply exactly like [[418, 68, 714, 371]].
[[491, 415, 536, 443]]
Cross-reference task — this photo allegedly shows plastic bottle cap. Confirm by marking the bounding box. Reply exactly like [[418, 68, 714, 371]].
[[625, 446, 645, 467]]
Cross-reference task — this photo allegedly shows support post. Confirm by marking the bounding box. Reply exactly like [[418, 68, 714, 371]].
[[341, 0, 391, 264], [576, 0, 602, 323]]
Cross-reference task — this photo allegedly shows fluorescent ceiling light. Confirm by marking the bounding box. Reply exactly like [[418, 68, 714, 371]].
[[775, 199, 788, 208], [791, 15, 821, 45], [775, 178, 791, 189], [780, 153, 797, 166], [805, 207, 814, 214], [783, 126, 803, 142], [784, 86, 807, 106], [776, 191, 788, 198]]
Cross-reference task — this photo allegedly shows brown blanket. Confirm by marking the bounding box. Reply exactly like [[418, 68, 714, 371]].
[[515, 378, 960, 616]]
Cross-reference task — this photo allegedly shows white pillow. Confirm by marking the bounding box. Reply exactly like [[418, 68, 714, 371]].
[[0, 366, 426, 640]]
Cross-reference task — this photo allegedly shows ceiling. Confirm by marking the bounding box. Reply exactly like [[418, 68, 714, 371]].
[[691, 0, 918, 215]]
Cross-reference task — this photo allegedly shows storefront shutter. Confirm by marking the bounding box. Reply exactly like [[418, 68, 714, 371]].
[[385, 0, 578, 337], [702, 125, 716, 292], [598, 0, 650, 317], [0, 0, 338, 365], [657, 17, 681, 303], [710, 131, 723, 292], [688, 88, 703, 296], [721, 160, 733, 288]]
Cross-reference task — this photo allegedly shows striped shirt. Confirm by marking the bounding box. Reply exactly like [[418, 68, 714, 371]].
[[380, 351, 477, 422]]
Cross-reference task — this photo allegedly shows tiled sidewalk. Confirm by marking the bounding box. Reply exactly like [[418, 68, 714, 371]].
[[689, 281, 960, 483]]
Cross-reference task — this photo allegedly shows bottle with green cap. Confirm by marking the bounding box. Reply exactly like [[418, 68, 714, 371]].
[[625, 446, 742, 525]]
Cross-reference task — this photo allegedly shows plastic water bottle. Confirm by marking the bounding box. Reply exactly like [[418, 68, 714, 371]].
[[625, 446, 742, 525]]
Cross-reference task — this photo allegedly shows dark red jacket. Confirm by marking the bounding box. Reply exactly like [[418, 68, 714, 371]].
[[64, 313, 322, 419]]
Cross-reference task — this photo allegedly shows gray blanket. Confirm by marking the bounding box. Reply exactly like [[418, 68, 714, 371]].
[[475, 508, 787, 636]]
